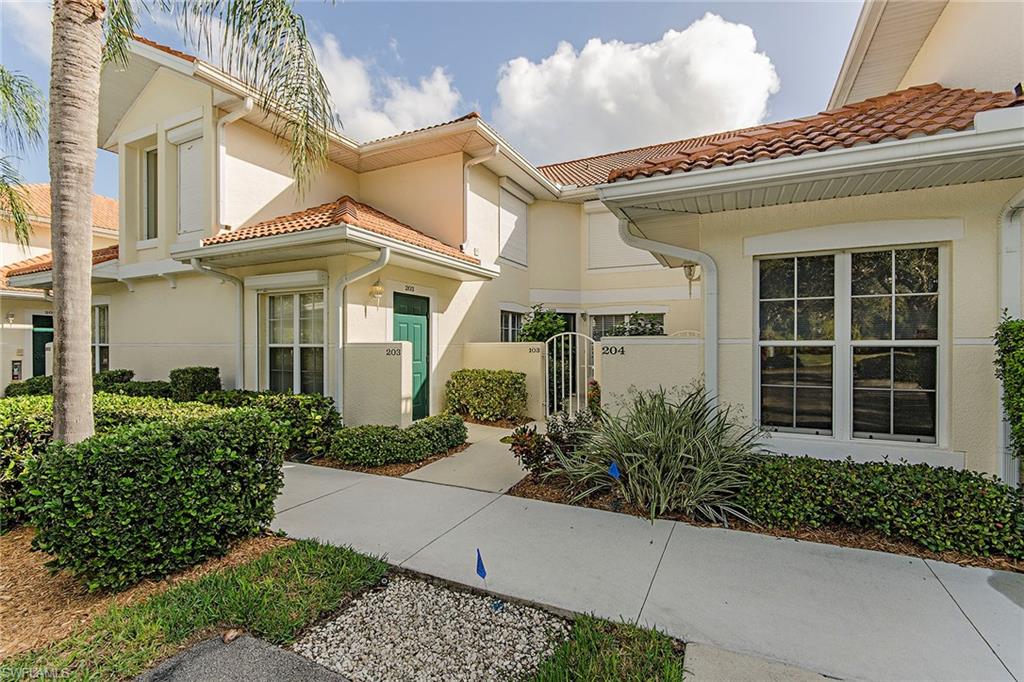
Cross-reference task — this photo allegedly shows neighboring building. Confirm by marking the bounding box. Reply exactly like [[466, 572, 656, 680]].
[[1, 184, 118, 394], [8, 0, 1023, 482]]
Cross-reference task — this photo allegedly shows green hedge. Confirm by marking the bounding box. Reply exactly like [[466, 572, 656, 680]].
[[101, 380, 173, 398], [92, 369, 134, 391], [169, 366, 222, 402], [995, 316, 1024, 467], [1, 395, 221, 531], [4, 375, 52, 397], [445, 369, 528, 422], [25, 407, 285, 591], [406, 414, 467, 454], [329, 425, 432, 467], [196, 390, 341, 459], [739, 456, 1024, 559]]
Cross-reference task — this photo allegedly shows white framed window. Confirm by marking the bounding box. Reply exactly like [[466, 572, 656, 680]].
[[141, 146, 159, 241], [756, 246, 942, 444], [264, 290, 326, 394], [499, 189, 528, 266], [92, 305, 109, 372], [591, 312, 666, 341], [500, 310, 523, 342]]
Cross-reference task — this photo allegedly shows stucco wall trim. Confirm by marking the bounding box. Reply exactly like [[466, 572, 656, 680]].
[[531, 285, 700, 305], [743, 219, 965, 257], [243, 270, 327, 290]]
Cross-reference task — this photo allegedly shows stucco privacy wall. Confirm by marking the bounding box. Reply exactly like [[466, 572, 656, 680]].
[[597, 337, 703, 411], [683, 178, 1023, 475], [344, 342, 412, 427], [898, 1, 1024, 96], [462, 342, 546, 421]]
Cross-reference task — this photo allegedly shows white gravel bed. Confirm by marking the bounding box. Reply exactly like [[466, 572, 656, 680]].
[[293, 575, 570, 681]]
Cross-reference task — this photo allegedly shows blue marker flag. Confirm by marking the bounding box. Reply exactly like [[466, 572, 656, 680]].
[[476, 548, 487, 580], [609, 461, 621, 480]]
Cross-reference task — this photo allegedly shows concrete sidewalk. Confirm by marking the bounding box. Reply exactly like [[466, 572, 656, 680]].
[[273, 463, 1024, 682], [402, 422, 527, 492]]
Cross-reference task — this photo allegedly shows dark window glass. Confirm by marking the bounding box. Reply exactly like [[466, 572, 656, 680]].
[[895, 248, 938, 294], [895, 295, 938, 340], [795, 347, 832, 386], [795, 387, 832, 431], [759, 300, 794, 340], [851, 251, 891, 295], [760, 345, 832, 433], [269, 347, 293, 393], [852, 346, 936, 441], [300, 347, 324, 395], [759, 258, 793, 299], [853, 347, 891, 388], [760, 346, 794, 386], [797, 255, 834, 298], [797, 299, 834, 340], [853, 390, 890, 435], [760, 386, 793, 427], [852, 296, 891, 340], [893, 391, 937, 438]]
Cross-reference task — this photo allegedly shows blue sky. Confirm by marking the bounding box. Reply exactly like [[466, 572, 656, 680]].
[[1, 1, 861, 198]]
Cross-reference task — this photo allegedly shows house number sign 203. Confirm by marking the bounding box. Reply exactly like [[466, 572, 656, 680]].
[[386, 348, 401, 356], [602, 346, 626, 356]]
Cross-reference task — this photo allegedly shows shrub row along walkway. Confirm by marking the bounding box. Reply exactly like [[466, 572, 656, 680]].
[[273, 464, 1023, 682]]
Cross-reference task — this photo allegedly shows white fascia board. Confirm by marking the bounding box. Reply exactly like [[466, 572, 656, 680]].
[[827, 0, 888, 110], [596, 126, 1024, 207], [129, 41, 197, 76], [344, 226, 500, 279], [7, 271, 53, 288], [0, 288, 45, 300]]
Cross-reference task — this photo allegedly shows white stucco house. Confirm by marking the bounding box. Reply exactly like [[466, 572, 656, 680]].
[[6, 0, 1023, 482]]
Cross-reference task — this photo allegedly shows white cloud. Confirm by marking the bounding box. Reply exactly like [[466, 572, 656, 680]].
[[3, 0, 52, 64], [314, 34, 462, 142], [492, 13, 780, 165]]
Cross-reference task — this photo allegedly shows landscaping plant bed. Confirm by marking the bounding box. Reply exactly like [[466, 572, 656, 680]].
[[507, 476, 1024, 574], [0, 526, 291, 661], [310, 442, 470, 477], [462, 415, 533, 429]]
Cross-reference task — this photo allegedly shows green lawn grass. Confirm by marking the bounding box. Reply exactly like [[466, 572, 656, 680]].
[[530, 615, 686, 681], [1, 540, 386, 681]]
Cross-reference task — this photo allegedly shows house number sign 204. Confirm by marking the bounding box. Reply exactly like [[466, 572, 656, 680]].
[[602, 346, 626, 356]]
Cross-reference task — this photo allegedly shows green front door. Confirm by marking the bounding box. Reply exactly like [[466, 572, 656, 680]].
[[393, 293, 430, 420], [32, 315, 53, 377]]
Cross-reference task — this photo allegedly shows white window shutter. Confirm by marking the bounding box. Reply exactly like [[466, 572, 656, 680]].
[[177, 138, 203, 236], [499, 189, 528, 266], [588, 211, 659, 269]]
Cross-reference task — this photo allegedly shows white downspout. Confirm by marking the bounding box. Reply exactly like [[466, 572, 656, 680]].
[[997, 188, 1024, 485], [463, 145, 499, 252], [334, 247, 391, 416], [616, 218, 719, 407], [190, 258, 244, 389], [216, 97, 253, 231]]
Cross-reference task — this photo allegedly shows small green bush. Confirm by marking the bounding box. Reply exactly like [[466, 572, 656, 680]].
[[445, 369, 528, 422], [197, 390, 341, 459], [406, 414, 467, 454], [169, 366, 222, 402], [553, 387, 765, 523], [739, 456, 1024, 559], [328, 425, 431, 467], [608, 312, 665, 337], [518, 304, 566, 343], [4, 375, 52, 397], [101, 380, 173, 398], [1, 395, 221, 531], [92, 369, 134, 391], [995, 315, 1024, 468], [25, 407, 285, 591]]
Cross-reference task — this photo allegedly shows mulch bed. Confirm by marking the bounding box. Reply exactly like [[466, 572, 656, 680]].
[[310, 443, 471, 478], [507, 476, 1023, 574], [0, 527, 291, 661], [462, 416, 533, 429]]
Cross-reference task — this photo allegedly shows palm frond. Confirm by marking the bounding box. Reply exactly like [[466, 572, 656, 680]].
[[158, 0, 334, 192], [0, 156, 33, 246], [102, 0, 142, 67], [0, 65, 46, 156]]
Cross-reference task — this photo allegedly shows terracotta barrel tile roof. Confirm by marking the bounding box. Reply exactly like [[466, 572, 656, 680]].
[[2, 183, 119, 231], [132, 35, 198, 63], [539, 84, 1023, 187], [204, 196, 479, 264], [5, 245, 119, 278]]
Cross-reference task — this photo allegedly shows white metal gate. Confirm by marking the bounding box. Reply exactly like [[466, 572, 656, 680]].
[[545, 332, 595, 418]]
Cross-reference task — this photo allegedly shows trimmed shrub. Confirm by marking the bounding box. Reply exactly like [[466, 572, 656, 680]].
[[25, 407, 285, 591], [608, 312, 665, 337], [4, 375, 52, 397], [995, 315, 1024, 467], [552, 387, 765, 523], [510, 424, 554, 477], [101, 381, 173, 398], [739, 456, 1024, 559], [518, 304, 566, 343], [92, 369, 134, 391], [169, 366, 221, 402], [445, 369, 528, 422], [406, 414, 467, 454], [196, 390, 340, 459], [1, 395, 221, 531], [328, 425, 431, 467]]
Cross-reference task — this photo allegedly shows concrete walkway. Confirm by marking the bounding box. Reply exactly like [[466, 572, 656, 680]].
[[402, 422, 527, 493], [273, 464, 1024, 682]]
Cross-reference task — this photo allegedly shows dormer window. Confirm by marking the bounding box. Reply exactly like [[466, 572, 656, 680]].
[[142, 147, 158, 240]]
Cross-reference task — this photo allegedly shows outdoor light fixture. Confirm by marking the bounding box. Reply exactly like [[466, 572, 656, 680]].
[[683, 263, 702, 296], [368, 279, 384, 308], [5, 312, 14, 325]]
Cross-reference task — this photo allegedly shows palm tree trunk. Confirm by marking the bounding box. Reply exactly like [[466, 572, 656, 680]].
[[50, 0, 104, 442]]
